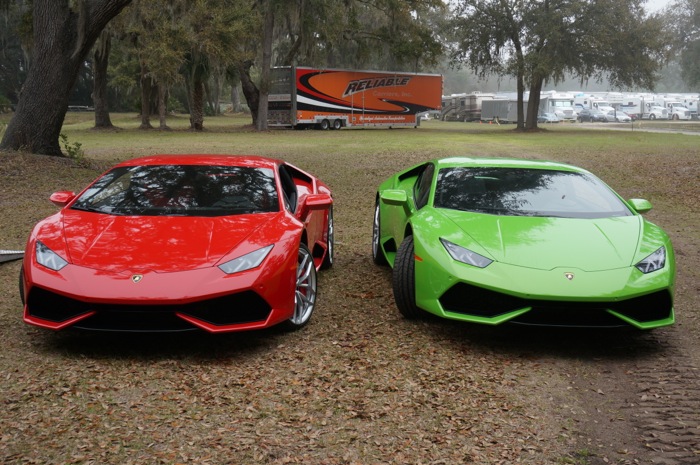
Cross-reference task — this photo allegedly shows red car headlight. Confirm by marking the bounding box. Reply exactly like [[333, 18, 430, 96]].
[[218, 245, 274, 275], [35, 241, 69, 271]]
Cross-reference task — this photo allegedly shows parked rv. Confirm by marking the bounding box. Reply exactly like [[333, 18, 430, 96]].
[[441, 92, 495, 121], [539, 92, 577, 121]]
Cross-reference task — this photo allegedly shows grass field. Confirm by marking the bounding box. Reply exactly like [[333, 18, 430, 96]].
[[0, 112, 698, 464]]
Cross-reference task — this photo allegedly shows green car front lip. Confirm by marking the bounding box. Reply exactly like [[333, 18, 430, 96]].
[[414, 256, 675, 329]]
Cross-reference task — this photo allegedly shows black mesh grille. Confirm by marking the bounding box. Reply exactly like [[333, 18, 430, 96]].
[[439, 283, 673, 327], [27, 287, 271, 332]]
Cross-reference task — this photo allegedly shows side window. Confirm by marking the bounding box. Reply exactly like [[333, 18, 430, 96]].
[[278, 165, 298, 212], [414, 163, 435, 210]]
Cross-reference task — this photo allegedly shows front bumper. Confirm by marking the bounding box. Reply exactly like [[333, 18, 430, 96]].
[[22, 254, 297, 333], [414, 252, 675, 329]]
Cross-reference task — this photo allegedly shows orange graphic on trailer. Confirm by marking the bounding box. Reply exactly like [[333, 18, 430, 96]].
[[267, 66, 442, 128], [297, 68, 441, 116]]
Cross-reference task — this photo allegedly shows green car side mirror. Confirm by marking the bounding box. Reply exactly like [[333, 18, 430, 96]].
[[380, 189, 408, 206], [628, 198, 652, 214]]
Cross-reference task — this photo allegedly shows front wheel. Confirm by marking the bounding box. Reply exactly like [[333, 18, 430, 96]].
[[284, 243, 317, 330], [650, 114, 656, 120], [392, 235, 422, 319]]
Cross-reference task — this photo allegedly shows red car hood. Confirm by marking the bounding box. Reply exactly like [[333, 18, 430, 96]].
[[59, 210, 283, 273]]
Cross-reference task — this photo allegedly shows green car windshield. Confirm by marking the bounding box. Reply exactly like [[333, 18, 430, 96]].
[[433, 167, 632, 219]]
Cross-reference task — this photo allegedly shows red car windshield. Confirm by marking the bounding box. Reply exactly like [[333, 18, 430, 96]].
[[434, 167, 632, 219], [72, 165, 279, 216]]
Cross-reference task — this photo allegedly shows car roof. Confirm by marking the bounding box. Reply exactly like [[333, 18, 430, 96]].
[[115, 154, 283, 170], [431, 157, 588, 173]]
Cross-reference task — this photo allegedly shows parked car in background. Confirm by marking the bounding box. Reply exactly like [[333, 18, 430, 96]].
[[606, 110, 632, 123], [577, 108, 607, 122], [619, 107, 639, 121], [537, 113, 560, 123]]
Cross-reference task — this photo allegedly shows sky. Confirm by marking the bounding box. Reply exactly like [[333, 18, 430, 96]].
[[646, 0, 671, 13]]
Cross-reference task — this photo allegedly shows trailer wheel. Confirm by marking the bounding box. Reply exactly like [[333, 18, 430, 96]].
[[320, 119, 330, 130], [332, 119, 342, 130]]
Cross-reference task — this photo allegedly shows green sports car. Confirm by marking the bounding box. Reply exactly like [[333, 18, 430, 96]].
[[372, 157, 675, 329]]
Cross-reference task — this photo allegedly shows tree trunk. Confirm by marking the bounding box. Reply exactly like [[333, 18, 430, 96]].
[[93, 30, 113, 129], [516, 74, 525, 130], [256, 0, 274, 131], [158, 83, 169, 130], [139, 60, 153, 129], [190, 78, 204, 131], [0, 0, 132, 156], [231, 84, 241, 113], [211, 70, 222, 116], [526, 75, 543, 130], [239, 61, 259, 127]]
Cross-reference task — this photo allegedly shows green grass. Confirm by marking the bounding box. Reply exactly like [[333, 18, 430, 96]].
[[12, 112, 690, 160]]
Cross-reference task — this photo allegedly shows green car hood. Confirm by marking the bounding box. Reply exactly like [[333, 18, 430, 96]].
[[439, 209, 642, 272]]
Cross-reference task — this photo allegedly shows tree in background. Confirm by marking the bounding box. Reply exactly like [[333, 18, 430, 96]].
[[0, 0, 132, 155], [0, 0, 30, 111], [243, 0, 445, 130], [450, 0, 527, 128], [666, 0, 700, 88], [450, 0, 668, 129]]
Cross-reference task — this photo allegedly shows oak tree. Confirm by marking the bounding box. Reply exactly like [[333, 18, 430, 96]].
[[0, 0, 132, 155]]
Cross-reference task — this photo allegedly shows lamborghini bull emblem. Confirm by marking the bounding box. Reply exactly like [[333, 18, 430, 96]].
[[131, 274, 143, 283], [564, 272, 575, 281]]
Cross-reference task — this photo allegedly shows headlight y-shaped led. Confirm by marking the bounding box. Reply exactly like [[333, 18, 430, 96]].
[[635, 246, 666, 274], [36, 241, 69, 271], [440, 238, 493, 268], [218, 245, 273, 274]]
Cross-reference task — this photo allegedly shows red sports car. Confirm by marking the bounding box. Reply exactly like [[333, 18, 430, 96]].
[[20, 155, 333, 333]]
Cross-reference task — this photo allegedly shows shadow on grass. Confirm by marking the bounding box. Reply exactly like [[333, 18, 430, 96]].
[[29, 324, 292, 362], [404, 313, 671, 362]]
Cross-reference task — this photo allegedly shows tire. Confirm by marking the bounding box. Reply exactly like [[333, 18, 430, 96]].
[[392, 235, 422, 319], [332, 119, 342, 130], [372, 199, 388, 266], [650, 114, 656, 120], [284, 243, 317, 330], [320, 119, 330, 130], [673, 114, 679, 121], [321, 207, 334, 270]]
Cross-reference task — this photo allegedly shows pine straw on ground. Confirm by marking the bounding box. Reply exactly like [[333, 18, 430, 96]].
[[1, 133, 698, 464]]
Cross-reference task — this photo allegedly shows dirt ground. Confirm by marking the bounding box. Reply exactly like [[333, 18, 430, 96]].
[[0, 132, 698, 464]]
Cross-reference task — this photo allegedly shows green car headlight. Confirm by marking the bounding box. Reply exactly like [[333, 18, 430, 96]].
[[36, 241, 69, 271], [440, 238, 493, 268], [218, 245, 273, 275], [635, 246, 666, 274]]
